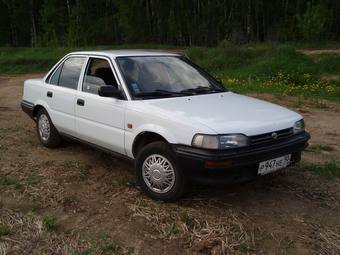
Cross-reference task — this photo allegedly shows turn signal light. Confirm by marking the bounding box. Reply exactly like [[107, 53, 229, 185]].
[[205, 160, 232, 169]]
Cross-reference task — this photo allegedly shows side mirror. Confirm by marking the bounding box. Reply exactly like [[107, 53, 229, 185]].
[[98, 85, 121, 98]]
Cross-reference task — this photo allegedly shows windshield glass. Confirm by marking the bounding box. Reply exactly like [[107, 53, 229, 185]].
[[116, 56, 225, 99]]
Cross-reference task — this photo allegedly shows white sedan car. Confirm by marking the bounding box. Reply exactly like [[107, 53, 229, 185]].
[[21, 50, 310, 201]]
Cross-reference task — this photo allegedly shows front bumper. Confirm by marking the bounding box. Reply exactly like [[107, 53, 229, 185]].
[[173, 131, 310, 184]]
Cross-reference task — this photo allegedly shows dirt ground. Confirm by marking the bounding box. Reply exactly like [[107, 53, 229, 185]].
[[0, 73, 339, 255]]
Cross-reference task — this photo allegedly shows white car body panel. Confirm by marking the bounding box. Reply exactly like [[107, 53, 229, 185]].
[[75, 91, 126, 155], [142, 92, 302, 136], [22, 50, 303, 160], [123, 101, 216, 158], [23, 78, 45, 105], [47, 85, 77, 135]]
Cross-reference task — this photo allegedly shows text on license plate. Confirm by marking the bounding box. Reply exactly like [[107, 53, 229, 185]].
[[258, 154, 291, 175]]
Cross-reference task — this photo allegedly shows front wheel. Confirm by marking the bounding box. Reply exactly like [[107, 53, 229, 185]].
[[135, 141, 186, 202]]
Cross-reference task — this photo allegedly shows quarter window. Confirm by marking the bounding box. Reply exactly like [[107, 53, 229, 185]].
[[49, 65, 62, 85], [83, 58, 118, 94], [58, 57, 85, 90]]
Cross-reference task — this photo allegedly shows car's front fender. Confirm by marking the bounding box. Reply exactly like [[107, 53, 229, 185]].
[[125, 123, 178, 158]]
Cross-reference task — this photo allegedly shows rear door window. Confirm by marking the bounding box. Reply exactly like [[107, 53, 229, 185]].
[[58, 57, 85, 90]]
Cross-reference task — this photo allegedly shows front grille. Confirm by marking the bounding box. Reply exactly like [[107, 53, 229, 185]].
[[250, 128, 294, 146]]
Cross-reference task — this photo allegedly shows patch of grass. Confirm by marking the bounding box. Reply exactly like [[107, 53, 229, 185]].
[[62, 160, 92, 180], [98, 239, 123, 254], [310, 98, 331, 109], [75, 235, 129, 255], [42, 213, 58, 231], [314, 54, 340, 75], [62, 195, 79, 207], [246, 46, 317, 81], [26, 174, 41, 185], [306, 144, 334, 153], [302, 161, 340, 179], [111, 173, 136, 187], [78, 164, 92, 180], [187, 45, 267, 75], [188, 45, 318, 80], [167, 222, 180, 235], [0, 176, 22, 189], [179, 211, 193, 227], [75, 249, 95, 255], [237, 238, 254, 252], [0, 224, 10, 237], [188, 45, 340, 100]]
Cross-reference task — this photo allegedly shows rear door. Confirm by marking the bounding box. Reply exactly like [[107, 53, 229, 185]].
[[75, 56, 127, 155], [45, 56, 86, 135]]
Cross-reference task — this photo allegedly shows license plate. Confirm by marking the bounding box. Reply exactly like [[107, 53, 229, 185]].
[[258, 154, 291, 175]]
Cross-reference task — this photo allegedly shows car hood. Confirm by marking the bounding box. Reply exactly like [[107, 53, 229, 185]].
[[142, 92, 302, 136]]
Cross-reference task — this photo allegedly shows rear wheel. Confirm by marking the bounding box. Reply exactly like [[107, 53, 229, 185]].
[[135, 141, 186, 202], [36, 108, 61, 148]]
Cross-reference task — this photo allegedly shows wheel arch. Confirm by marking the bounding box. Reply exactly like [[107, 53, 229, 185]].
[[32, 104, 45, 118], [132, 131, 170, 157], [32, 100, 51, 119]]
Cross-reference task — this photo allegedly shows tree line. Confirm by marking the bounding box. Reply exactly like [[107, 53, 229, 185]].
[[0, 0, 339, 47]]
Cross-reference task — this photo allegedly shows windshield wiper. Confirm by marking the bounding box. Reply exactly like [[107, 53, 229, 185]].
[[134, 87, 224, 99], [180, 86, 225, 94], [134, 89, 186, 99]]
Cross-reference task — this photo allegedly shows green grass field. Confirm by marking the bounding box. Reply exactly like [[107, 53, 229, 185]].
[[1, 44, 339, 100], [187, 45, 340, 100], [302, 161, 340, 179]]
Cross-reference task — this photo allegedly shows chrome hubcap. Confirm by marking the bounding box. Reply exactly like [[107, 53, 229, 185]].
[[38, 114, 50, 141], [142, 154, 175, 194]]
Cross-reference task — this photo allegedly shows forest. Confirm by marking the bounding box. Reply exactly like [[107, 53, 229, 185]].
[[1, 0, 340, 47]]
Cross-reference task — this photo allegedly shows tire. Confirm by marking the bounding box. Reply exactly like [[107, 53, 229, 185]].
[[36, 108, 61, 148], [135, 141, 186, 202]]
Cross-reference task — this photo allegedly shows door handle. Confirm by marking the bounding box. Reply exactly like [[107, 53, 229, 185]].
[[77, 99, 85, 106], [47, 91, 53, 98]]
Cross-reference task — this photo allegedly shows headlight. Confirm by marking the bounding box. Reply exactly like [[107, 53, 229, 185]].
[[192, 134, 219, 149], [219, 134, 249, 148], [192, 134, 249, 149], [293, 119, 305, 134]]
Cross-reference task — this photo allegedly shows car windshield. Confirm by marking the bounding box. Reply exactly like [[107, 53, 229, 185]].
[[116, 56, 226, 99]]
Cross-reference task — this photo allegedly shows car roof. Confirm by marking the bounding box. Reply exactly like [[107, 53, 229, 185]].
[[70, 49, 181, 58]]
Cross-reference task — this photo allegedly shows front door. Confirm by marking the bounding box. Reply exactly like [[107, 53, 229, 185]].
[[75, 57, 126, 155]]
